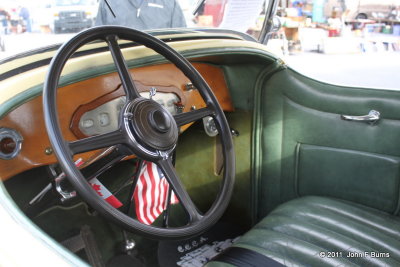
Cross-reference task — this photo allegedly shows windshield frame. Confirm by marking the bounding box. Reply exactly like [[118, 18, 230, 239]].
[[258, 0, 279, 44]]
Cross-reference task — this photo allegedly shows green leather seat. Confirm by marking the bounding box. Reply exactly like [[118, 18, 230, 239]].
[[208, 196, 400, 266]]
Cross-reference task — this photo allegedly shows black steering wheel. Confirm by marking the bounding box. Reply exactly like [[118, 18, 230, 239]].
[[43, 26, 235, 240]]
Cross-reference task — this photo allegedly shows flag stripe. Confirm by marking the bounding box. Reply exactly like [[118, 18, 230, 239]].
[[142, 165, 152, 224], [157, 174, 165, 214], [144, 164, 155, 223], [134, 179, 149, 225], [162, 178, 168, 210], [134, 163, 150, 225], [147, 163, 159, 223], [152, 163, 162, 216]]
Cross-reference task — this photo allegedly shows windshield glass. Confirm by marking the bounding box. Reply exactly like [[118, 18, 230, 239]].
[[2, 0, 400, 91], [0, 0, 267, 59]]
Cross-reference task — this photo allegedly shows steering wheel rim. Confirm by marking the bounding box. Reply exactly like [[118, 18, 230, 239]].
[[43, 26, 235, 240]]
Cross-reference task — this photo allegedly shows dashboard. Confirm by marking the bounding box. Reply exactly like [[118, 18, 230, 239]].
[[0, 63, 233, 180]]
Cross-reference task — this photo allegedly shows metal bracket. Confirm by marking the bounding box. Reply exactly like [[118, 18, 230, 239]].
[[50, 165, 77, 202]]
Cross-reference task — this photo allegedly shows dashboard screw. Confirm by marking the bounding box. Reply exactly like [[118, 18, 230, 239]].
[[45, 147, 53, 155]]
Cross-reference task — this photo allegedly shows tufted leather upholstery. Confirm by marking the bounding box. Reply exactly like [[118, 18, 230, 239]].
[[208, 196, 400, 266]]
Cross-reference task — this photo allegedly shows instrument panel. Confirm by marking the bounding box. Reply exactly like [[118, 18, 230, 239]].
[[0, 63, 234, 180], [77, 92, 180, 137]]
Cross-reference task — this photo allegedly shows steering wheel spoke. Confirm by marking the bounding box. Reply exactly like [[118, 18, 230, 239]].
[[174, 107, 214, 127], [69, 129, 126, 155], [106, 34, 141, 100], [157, 158, 203, 223]]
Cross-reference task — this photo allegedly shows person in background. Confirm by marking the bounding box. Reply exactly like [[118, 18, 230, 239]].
[[9, 8, 20, 34], [0, 7, 10, 35], [19, 6, 31, 33], [95, 0, 186, 30], [292, 0, 304, 17], [327, 8, 342, 37]]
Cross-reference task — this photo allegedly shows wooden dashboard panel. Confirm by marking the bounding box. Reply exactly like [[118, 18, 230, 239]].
[[0, 63, 233, 181]]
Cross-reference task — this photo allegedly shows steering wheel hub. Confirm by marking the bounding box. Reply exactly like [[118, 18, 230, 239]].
[[149, 110, 171, 133], [126, 98, 178, 151]]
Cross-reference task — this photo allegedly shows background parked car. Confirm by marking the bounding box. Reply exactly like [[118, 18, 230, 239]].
[[346, 0, 399, 20], [51, 0, 97, 33]]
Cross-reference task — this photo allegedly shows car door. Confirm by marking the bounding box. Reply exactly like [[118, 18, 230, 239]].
[[252, 60, 400, 220]]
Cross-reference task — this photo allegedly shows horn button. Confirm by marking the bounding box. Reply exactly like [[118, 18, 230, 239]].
[[127, 98, 178, 151], [149, 110, 171, 133]]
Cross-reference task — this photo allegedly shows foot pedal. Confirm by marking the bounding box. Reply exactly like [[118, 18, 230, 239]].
[[61, 225, 104, 267]]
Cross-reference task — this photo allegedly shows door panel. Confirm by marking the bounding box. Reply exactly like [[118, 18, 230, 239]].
[[255, 67, 400, 219]]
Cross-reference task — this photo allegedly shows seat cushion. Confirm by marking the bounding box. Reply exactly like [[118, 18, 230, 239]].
[[208, 196, 400, 266]]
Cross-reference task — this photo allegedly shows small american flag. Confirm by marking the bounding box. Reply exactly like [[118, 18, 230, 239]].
[[133, 161, 179, 225]]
